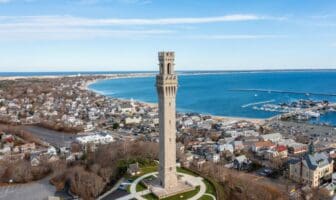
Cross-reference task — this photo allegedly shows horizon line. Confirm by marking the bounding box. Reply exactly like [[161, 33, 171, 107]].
[[1, 68, 336, 73]]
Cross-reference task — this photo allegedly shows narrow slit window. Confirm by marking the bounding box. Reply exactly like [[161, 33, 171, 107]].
[[167, 63, 171, 74]]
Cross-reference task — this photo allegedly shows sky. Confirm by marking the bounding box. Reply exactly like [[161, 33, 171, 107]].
[[0, 0, 336, 72]]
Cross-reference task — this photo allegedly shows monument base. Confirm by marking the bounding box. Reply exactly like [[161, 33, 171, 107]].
[[143, 176, 195, 199]]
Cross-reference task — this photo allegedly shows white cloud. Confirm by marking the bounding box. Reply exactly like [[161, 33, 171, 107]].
[[0, 0, 152, 4], [186, 34, 286, 40], [116, 0, 151, 4], [311, 14, 336, 19], [0, 0, 36, 3], [0, 14, 273, 28], [0, 15, 284, 40], [0, 0, 11, 3], [76, 0, 151, 4], [0, 27, 174, 40]]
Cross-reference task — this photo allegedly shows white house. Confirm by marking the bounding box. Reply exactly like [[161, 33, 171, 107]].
[[260, 133, 282, 143], [0, 146, 11, 154], [125, 116, 142, 125], [47, 146, 57, 156], [206, 153, 220, 163], [218, 144, 234, 153], [182, 119, 194, 127], [76, 133, 114, 145]]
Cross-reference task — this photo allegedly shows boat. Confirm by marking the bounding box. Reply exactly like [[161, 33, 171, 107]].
[[305, 111, 320, 118]]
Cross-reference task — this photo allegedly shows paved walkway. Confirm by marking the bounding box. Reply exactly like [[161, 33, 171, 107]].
[[203, 193, 216, 200], [117, 172, 156, 200], [187, 176, 205, 200], [116, 172, 210, 200]]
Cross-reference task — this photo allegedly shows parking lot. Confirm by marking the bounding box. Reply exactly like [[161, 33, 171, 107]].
[[24, 126, 77, 147], [0, 177, 55, 200]]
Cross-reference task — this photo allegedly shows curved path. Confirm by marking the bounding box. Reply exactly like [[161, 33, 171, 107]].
[[116, 172, 211, 200]]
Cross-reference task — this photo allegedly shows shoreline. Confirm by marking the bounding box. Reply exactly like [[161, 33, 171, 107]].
[[82, 73, 155, 91], [5, 72, 333, 126], [85, 75, 268, 124], [85, 73, 336, 127]]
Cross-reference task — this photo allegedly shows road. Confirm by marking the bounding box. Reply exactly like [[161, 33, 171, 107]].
[[102, 189, 130, 200], [23, 126, 77, 147], [98, 178, 125, 200]]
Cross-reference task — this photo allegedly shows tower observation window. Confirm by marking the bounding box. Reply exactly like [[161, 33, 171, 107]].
[[167, 63, 171, 74]]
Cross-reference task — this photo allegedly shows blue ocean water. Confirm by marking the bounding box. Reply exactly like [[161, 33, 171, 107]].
[[310, 112, 336, 126], [89, 71, 336, 125]]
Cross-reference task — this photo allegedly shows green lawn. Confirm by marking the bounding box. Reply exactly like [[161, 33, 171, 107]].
[[125, 164, 157, 193], [143, 186, 201, 200], [126, 185, 131, 193], [177, 167, 216, 196], [199, 195, 215, 200], [176, 167, 198, 176], [203, 178, 216, 196], [128, 166, 218, 199], [141, 165, 158, 174], [142, 193, 158, 200], [136, 182, 147, 192], [125, 165, 158, 180]]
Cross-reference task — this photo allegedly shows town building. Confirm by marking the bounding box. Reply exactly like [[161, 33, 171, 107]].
[[76, 133, 114, 145], [252, 140, 276, 152], [289, 145, 334, 187], [233, 155, 251, 170], [260, 132, 282, 143], [127, 162, 140, 176]]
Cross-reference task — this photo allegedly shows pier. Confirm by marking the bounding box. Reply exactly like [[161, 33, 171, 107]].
[[241, 99, 275, 108], [230, 89, 336, 97]]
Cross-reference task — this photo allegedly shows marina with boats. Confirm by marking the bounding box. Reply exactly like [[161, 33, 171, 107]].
[[247, 99, 336, 126]]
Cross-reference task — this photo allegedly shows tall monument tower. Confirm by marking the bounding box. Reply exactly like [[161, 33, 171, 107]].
[[156, 51, 178, 189]]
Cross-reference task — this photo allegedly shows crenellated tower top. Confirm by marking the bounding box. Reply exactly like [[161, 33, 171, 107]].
[[158, 51, 175, 75], [156, 51, 177, 97]]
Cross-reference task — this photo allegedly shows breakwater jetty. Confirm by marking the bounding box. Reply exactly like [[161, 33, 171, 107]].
[[230, 89, 336, 97], [241, 99, 275, 108]]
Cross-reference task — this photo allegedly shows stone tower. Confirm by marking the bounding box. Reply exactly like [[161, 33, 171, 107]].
[[156, 51, 178, 189]]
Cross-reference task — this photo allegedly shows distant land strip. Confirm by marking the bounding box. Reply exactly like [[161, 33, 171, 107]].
[[230, 89, 336, 97]]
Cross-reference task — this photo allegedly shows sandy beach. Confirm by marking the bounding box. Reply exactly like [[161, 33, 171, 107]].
[[82, 73, 155, 91]]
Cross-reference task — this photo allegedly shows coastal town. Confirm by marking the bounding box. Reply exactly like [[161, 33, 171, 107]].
[[2, 0, 336, 199], [1, 74, 336, 200]]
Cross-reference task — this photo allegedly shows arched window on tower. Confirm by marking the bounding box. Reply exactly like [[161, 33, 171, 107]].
[[167, 63, 171, 74], [160, 64, 164, 74]]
